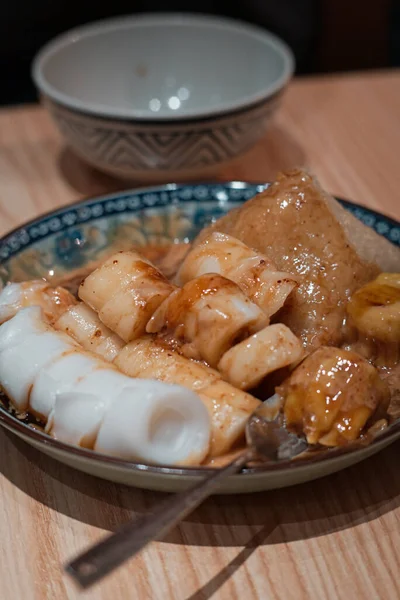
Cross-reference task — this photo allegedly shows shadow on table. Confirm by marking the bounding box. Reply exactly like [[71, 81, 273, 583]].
[[1, 429, 398, 541], [1, 431, 398, 598], [57, 148, 125, 197], [56, 123, 306, 194]]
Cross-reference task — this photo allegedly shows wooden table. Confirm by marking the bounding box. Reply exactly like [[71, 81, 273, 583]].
[[0, 70, 399, 600]]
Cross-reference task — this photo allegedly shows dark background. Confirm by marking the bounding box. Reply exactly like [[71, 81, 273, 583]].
[[1, 0, 399, 106]]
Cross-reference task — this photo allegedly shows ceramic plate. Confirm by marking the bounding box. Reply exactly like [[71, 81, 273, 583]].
[[1, 182, 399, 493]]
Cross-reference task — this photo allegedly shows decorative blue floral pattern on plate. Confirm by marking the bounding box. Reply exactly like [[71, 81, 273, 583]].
[[0, 182, 399, 285]]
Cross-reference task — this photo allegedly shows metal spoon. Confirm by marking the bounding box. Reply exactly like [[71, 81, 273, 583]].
[[65, 394, 307, 589]]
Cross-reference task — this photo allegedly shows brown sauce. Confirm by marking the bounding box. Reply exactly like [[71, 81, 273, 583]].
[[0, 389, 46, 431]]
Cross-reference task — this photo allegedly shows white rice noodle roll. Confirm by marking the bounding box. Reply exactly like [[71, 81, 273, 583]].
[[147, 273, 268, 367], [78, 251, 175, 342], [0, 307, 78, 411], [176, 232, 298, 318], [115, 336, 260, 457], [30, 352, 104, 421], [55, 302, 124, 361], [218, 323, 305, 390], [49, 371, 210, 465], [199, 380, 260, 456], [115, 336, 220, 391], [0, 307, 210, 466], [0, 280, 76, 325]]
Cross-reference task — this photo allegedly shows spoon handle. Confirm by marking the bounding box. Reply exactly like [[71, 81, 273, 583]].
[[65, 449, 253, 589]]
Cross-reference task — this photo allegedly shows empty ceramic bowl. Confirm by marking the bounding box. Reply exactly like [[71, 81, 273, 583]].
[[32, 13, 294, 181]]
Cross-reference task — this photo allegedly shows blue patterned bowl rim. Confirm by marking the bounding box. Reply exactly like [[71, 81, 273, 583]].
[[1, 182, 400, 260], [0, 181, 399, 477]]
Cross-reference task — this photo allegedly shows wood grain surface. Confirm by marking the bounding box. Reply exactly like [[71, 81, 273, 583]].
[[0, 71, 399, 600]]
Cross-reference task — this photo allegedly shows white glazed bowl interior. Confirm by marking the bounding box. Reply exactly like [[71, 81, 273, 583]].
[[32, 13, 294, 120]]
